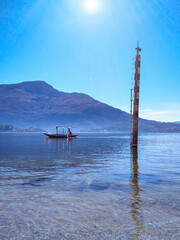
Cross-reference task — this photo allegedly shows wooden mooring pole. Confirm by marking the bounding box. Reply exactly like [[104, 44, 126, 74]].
[[131, 42, 141, 148], [130, 88, 133, 146]]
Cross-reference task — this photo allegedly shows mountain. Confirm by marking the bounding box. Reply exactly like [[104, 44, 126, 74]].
[[0, 123, 44, 132], [0, 81, 129, 129], [0, 81, 180, 132]]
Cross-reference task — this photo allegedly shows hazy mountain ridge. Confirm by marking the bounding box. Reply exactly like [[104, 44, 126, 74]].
[[0, 81, 180, 132], [0, 81, 129, 129], [0, 123, 44, 132]]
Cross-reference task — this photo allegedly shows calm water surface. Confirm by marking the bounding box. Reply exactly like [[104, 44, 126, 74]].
[[0, 133, 180, 240]]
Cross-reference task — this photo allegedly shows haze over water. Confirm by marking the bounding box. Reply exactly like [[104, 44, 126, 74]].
[[0, 133, 180, 239]]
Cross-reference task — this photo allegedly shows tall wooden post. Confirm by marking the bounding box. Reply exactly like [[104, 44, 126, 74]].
[[130, 88, 133, 146], [131, 42, 141, 148]]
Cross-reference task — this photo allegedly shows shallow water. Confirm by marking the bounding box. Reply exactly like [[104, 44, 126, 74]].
[[0, 133, 180, 239]]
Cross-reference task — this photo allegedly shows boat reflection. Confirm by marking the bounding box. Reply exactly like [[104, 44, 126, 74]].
[[44, 137, 72, 156], [130, 148, 144, 239]]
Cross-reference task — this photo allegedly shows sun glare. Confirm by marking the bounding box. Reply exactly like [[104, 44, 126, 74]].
[[83, 0, 101, 14]]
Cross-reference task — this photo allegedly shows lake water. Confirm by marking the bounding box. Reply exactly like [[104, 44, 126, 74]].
[[0, 133, 180, 240]]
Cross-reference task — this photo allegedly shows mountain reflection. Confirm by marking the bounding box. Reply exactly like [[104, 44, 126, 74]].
[[130, 148, 144, 239]]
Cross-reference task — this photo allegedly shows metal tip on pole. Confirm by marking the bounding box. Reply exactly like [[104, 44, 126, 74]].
[[136, 41, 141, 54]]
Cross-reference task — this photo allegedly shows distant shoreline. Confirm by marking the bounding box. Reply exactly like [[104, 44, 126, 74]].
[[0, 123, 44, 133]]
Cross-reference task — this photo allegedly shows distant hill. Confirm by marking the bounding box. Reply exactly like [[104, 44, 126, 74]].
[[0, 123, 44, 132], [0, 81, 129, 129], [175, 121, 180, 124], [0, 81, 180, 132], [100, 121, 180, 133]]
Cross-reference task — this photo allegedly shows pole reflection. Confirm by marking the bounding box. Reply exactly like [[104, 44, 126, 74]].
[[130, 148, 144, 239]]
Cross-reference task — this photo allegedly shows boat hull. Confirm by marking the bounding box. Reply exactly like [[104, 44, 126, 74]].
[[43, 132, 78, 138]]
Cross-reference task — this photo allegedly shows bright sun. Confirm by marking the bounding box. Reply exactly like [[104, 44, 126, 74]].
[[83, 0, 101, 14]]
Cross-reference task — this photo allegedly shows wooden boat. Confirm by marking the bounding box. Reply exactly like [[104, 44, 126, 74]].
[[43, 126, 78, 138], [43, 132, 78, 138]]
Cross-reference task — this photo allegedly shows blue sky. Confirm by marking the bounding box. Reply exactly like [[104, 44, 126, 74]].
[[0, 0, 180, 122]]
